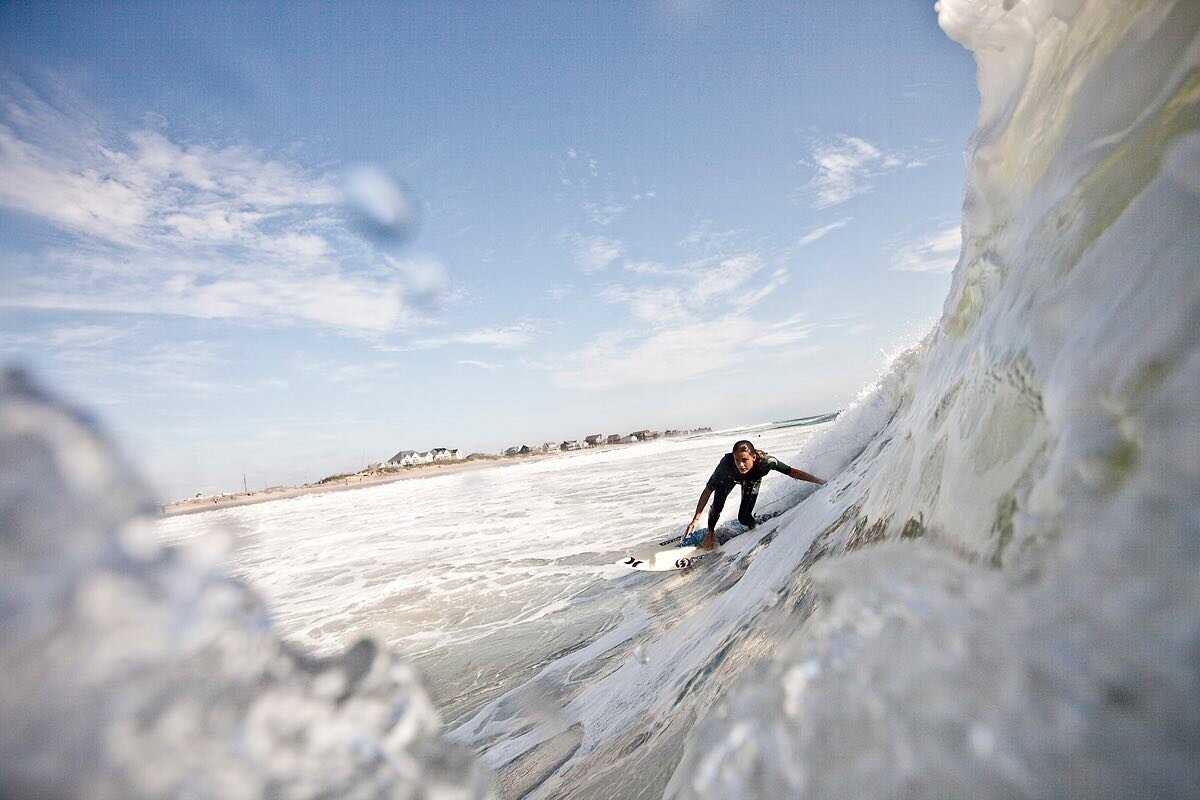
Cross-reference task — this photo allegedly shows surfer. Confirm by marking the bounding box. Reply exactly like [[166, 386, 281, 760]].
[[685, 440, 825, 550]]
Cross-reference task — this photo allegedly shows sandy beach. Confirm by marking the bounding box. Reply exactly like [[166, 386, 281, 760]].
[[159, 449, 586, 518]]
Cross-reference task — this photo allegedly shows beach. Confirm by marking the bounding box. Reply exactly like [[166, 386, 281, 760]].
[[159, 448, 602, 517]]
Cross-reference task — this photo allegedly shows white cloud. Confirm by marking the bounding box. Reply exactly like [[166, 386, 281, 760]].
[[582, 199, 630, 226], [412, 321, 538, 351], [601, 283, 687, 324], [552, 311, 817, 391], [735, 267, 789, 311], [803, 134, 908, 208], [458, 359, 501, 371], [547, 284, 574, 302], [623, 260, 679, 276], [553, 249, 808, 391], [891, 225, 962, 273], [48, 323, 131, 349], [797, 218, 851, 246], [600, 254, 782, 326], [450, 325, 536, 349], [0, 77, 439, 336], [572, 234, 623, 273], [3, 249, 443, 334], [677, 220, 741, 255]]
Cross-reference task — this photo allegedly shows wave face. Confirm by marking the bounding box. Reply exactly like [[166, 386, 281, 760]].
[[669, 0, 1200, 796], [2, 1, 1197, 798]]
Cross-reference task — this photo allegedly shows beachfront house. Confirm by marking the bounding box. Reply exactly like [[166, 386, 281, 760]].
[[584, 434, 604, 448], [387, 450, 420, 467], [430, 447, 461, 462], [561, 440, 582, 451]]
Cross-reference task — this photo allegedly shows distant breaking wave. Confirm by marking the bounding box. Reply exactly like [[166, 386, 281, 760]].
[[2, 1, 1198, 798]]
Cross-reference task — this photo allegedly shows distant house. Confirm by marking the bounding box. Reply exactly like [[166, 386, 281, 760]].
[[561, 440, 581, 451], [630, 430, 659, 441], [543, 442, 559, 453], [387, 450, 420, 467], [504, 446, 521, 457], [390, 448, 460, 466], [584, 434, 604, 447], [606, 434, 622, 445]]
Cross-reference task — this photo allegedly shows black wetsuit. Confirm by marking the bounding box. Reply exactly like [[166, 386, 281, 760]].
[[706, 453, 792, 533]]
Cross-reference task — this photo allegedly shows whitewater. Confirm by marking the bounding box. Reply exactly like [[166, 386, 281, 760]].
[[2, 0, 1198, 797]]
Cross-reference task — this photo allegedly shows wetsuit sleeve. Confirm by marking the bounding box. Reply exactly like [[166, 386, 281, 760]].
[[765, 455, 793, 475]]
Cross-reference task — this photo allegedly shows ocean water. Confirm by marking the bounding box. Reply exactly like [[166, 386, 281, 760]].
[[2, 0, 1198, 797]]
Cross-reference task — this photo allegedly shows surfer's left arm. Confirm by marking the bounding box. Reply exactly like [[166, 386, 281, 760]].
[[768, 456, 825, 485], [787, 467, 825, 485]]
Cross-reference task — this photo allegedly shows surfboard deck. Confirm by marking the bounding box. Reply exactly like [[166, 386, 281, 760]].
[[618, 509, 788, 572], [618, 527, 744, 572]]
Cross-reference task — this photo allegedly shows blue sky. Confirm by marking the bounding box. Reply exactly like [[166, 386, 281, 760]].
[[0, 1, 977, 499]]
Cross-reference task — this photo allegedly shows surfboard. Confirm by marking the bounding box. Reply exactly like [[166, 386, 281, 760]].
[[618, 509, 789, 572], [618, 527, 743, 572]]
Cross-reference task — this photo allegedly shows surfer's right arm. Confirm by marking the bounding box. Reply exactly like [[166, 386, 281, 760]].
[[686, 486, 714, 535]]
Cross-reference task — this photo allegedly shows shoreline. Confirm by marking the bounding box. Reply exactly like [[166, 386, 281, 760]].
[[158, 448, 588, 518]]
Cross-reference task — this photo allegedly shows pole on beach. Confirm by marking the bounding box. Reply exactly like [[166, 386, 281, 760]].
[[243, 473, 248, 494]]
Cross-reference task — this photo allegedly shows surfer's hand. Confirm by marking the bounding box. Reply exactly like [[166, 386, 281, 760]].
[[686, 516, 699, 534]]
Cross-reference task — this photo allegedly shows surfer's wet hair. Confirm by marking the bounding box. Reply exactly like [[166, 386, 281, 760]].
[[732, 440, 757, 456]]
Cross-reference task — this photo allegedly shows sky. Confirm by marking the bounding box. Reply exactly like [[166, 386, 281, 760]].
[[0, 1, 978, 500]]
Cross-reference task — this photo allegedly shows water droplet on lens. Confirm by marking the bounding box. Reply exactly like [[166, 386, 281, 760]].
[[344, 165, 421, 244]]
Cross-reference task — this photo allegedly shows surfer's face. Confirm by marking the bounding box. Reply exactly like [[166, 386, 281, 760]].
[[733, 450, 756, 474]]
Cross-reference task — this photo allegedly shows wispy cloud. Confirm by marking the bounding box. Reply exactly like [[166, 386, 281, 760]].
[[677, 219, 743, 257], [552, 312, 818, 391], [556, 146, 655, 226], [891, 225, 962, 272], [546, 284, 574, 302], [0, 76, 444, 335], [458, 359, 501, 371], [600, 254, 779, 325], [5, 251, 439, 334], [47, 323, 132, 349], [802, 134, 910, 208], [411, 320, 538, 350], [571, 234, 623, 273], [797, 218, 851, 246], [551, 247, 810, 390]]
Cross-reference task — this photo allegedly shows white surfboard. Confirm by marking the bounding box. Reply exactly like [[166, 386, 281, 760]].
[[618, 509, 790, 572], [618, 529, 735, 572]]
